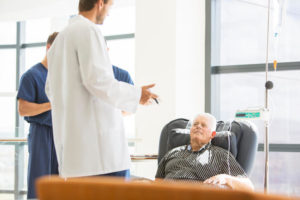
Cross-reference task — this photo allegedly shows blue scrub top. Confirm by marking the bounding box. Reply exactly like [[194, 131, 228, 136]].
[[17, 63, 52, 127], [112, 65, 134, 85]]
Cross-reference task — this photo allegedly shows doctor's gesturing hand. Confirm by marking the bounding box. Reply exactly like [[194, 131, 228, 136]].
[[140, 84, 158, 105]]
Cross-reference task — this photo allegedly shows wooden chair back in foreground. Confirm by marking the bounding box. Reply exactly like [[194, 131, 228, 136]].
[[36, 176, 297, 200]]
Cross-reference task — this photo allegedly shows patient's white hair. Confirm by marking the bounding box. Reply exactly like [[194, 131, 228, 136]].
[[192, 113, 217, 131]]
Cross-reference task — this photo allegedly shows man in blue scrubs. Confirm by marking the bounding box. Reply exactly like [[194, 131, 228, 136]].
[[17, 32, 59, 199]]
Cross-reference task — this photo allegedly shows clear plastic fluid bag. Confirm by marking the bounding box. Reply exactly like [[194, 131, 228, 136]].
[[272, 0, 286, 71]]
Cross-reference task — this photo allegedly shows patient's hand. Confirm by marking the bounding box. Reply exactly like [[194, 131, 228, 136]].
[[204, 174, 254, 191], [203, 174, 231, 189]]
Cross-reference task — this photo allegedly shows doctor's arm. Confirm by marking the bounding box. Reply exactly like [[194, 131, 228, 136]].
[[18, 99, 51, 117]]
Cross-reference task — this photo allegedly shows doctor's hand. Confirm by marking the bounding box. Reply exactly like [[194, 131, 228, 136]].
[[140, 84, 158, 105]]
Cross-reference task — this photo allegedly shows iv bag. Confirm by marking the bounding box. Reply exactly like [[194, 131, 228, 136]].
[[272, 0, 286, 70], [272, 0, 286, 37]]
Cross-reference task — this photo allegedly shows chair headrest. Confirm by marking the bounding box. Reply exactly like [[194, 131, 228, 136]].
[[167, 121, 239, 157]]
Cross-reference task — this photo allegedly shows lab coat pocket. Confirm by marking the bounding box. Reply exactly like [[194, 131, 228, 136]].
[[92, 97, 124, 135]]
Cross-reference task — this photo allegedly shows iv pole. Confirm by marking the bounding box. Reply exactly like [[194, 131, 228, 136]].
[[264, 0, 273, 193]]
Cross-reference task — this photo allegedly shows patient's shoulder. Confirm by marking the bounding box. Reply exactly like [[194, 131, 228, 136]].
[[171, 144, 188, 152], [210, 145, 236, 160], [166, 145, 188, 157], [211, 144, 229, 153]]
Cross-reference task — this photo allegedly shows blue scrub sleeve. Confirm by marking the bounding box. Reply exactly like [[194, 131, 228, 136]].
[[125, 71, 134, 85], [17, 73, 36, 102]]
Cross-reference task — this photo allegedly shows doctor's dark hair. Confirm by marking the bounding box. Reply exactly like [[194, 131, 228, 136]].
[[79, 0, 109, 12], [47, 32, 59, 45]]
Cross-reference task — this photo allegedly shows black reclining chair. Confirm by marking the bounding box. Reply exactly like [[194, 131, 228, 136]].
[[158, 118, 259, 175]]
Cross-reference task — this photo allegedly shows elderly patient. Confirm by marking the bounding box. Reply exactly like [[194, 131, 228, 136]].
[[155, 113, 254, 191]]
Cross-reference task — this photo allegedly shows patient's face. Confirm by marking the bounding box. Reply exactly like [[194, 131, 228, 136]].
[[190, 115, 214, 148]]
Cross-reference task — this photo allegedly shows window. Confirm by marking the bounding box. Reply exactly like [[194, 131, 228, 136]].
[[250, 152, 300, 194], [25, 18, 51, 44], [212, 71, 300, 144], [0, 22, 16, 44], [0, 49, 16, 138], [0, 146, 15, 190], [107, 38, 135, 79], [0, 17, 56, 199], [210, 0, 300, 196], [211, 0, 300, 66], [24, 47, 45, 71], [0, 97, 16, 138], [0, 49, 16, 92]]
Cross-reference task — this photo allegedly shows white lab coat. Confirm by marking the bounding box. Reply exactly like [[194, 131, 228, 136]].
[[45, 15, 141, 177]]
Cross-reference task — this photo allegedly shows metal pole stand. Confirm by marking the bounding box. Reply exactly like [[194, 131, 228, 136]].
[[264, 80, 273, 192]]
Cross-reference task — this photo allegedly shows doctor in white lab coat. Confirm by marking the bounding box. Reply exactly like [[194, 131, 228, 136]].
[[45, 0, 158, 178]]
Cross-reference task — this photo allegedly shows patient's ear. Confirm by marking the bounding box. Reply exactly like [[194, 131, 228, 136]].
[[211, 131, 216, 138]]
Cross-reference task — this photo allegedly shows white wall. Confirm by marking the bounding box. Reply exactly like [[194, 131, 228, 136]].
[[135, 0, 177, 155], [175, 0, 206, 119], [135, 0, 206, 154], [134, 0, 206, 179]]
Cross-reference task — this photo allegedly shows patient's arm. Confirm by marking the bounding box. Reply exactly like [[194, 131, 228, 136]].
[[203, 174, 254, 191]]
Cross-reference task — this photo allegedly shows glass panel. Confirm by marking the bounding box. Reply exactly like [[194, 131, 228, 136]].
[[275, 0, 300, 63], [24, 122, 30, 138], [16, 144, 28, 193], [0, 144, 28, 198], [212, 0, 300, 66], [0, 21, 16, 44], [24, 46, 45, 71], [0, 49, 16, 92], [25, 18, 51, 43], [22, 144, 29, 191], [212, 70, 300, 144], [250, 151, 300, 197], [18, 195, 27, 200], [100, 5, 135, 36], [0, 146, 14, 190], [107, 39, 135, 79], [0, 194, 14, 200], [0, 97, 16, 138]]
